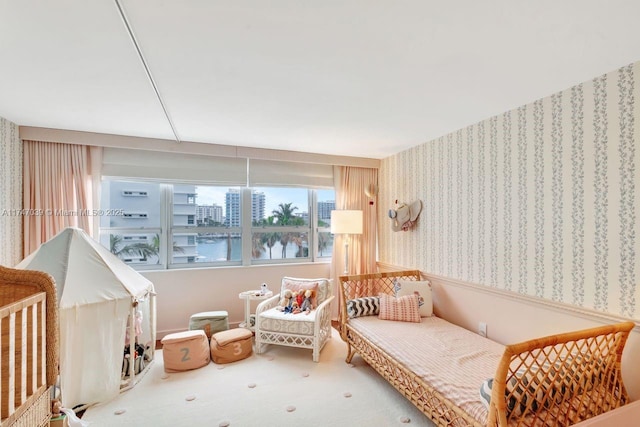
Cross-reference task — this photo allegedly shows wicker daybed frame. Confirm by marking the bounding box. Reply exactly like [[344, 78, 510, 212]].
[[0, 265, 59, 427], [339, 270, 634, 427]]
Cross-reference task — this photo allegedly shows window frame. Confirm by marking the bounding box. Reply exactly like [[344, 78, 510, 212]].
[[100, 179, 333, 270]]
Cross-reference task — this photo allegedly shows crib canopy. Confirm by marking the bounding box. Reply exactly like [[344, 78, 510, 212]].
[[17, 227, 156, 408]]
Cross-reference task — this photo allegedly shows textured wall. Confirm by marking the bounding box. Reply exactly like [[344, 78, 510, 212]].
[[379, 61, 639, 319], [0, 116, 23, 266]]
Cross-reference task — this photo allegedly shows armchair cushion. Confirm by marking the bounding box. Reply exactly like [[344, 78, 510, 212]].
[[259, 307, 318, 335]]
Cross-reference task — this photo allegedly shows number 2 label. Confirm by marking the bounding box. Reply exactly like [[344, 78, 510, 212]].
[[180, 347, 191, 362]]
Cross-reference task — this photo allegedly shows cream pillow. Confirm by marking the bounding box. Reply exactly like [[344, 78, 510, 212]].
[[394, 280, 433, 317]]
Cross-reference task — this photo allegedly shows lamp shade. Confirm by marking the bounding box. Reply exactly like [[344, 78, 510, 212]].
[[330, 210, 363, 235]]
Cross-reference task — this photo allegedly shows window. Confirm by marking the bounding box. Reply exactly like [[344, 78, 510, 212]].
[[99, 181, 162, 269], [251, 187, 309, 262], [122, 212, 148, 219], [172, 185, 242, 265], [316, 189, 335, 259], [122, 190, 148, 197], [100, 179, 334, 269]]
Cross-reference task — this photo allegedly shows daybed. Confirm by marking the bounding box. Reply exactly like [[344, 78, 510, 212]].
[[339, 270, 634, 427], [0, 265, 58, 427]]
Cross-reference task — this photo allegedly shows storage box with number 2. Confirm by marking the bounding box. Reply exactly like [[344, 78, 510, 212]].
[[161, 330, 210, 372]]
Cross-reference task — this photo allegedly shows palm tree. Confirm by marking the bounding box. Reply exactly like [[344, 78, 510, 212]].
[[258, 216, 279, 259], [151, 234, 184, 263], [290, 234, 308, 258], [263, 232, 279, 259], [271, 203, 301, 258], [272, 203, 298, 226], [318, 232, 330, 256], [110, 235, 157, 260], [279, 233, 291, 258], [251, 234, 267, 258]]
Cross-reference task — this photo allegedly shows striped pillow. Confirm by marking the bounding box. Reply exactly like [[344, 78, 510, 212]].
[[346, 297, 380, 318], [550, 354, 606, 400], [479, 367, 553, 418], [378, 293, 421, 323]]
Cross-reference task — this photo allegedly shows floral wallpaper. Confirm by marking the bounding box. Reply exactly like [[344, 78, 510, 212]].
[[0, 116, 23, 266], [379, 61, 639, 319]]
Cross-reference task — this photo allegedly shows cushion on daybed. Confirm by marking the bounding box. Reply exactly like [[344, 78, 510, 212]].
[[347, 296, 380, 318], [378, 293, 421, 323], [479, 367, 553, 418], [478, 354, 604, 419], [350, 315, 504, 423], [553, 353, 607, 395], [394, 279, 433, 317]]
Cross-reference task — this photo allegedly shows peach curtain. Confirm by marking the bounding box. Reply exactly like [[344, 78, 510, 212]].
[[23, 140, 99, 257], [331, 166, 378, 318]]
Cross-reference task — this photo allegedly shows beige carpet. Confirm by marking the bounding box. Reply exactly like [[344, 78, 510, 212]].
[[82, 330, 434, 426]]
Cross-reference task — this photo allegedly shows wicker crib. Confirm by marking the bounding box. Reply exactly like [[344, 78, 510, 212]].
[[0, 266, 58, 427]]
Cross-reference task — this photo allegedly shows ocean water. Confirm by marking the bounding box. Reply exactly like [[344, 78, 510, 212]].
[[195, 238, 333, 261]]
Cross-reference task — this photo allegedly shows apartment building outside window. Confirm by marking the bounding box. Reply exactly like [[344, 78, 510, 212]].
[[100, 179, 335, 269]]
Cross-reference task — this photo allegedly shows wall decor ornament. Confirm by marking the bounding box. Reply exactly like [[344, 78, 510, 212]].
[[365, 183, 378, 205], [388, 200, 422, 232]]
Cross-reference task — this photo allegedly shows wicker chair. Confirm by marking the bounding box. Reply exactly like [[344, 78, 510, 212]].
[[255, 277, 334, 362]]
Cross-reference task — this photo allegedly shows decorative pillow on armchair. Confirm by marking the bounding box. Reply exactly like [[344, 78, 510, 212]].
[[378, 293, 421, 323], [282, 277, 321, 307], [394, 280, 433, 317]]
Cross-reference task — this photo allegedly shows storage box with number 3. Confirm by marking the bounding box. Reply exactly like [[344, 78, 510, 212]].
[[210, 328, 253, 364]]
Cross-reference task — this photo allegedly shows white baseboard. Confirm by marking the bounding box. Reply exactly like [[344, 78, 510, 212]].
[[157, 321, 243, 341]]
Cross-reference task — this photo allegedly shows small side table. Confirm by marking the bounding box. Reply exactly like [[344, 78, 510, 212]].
[[238, 290, 273, 331]]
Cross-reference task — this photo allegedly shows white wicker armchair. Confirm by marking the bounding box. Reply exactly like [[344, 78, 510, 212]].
[[255, 277, 334, 362]]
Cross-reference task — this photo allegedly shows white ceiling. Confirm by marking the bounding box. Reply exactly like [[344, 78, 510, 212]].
[[1, 1, 639, 159]]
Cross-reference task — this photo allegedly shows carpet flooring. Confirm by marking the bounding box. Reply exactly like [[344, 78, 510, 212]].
[[82, 330, 435, 426]]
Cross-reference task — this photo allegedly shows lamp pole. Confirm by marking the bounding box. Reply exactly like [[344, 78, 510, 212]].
[[343, 235, 349, 275], [330, 210, 363, 276]]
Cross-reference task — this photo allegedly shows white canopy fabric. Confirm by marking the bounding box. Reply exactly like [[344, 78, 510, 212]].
[[17, 227, 156, 408]]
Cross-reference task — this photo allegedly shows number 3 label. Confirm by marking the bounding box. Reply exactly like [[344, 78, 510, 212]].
[[232, 342, 242, 355]]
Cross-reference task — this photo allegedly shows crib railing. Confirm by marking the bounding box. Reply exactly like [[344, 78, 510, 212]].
[[1, 291, 48, 426]]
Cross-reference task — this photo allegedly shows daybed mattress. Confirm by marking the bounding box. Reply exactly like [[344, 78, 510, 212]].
[[349, 315, 505, 424]]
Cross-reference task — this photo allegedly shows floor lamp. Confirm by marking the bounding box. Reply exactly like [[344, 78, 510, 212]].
[[330, 210, 363, 274]]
